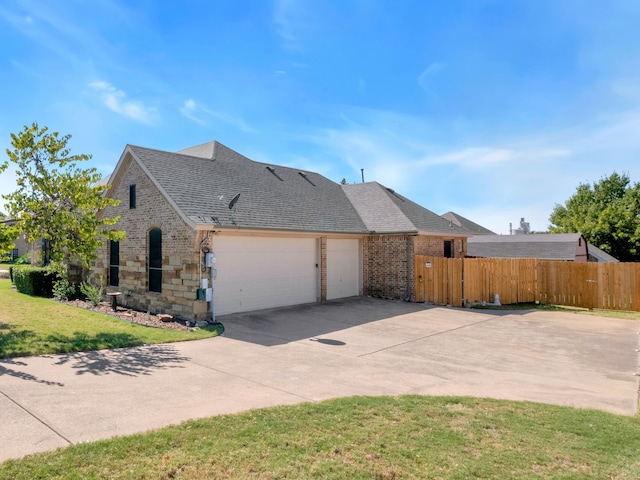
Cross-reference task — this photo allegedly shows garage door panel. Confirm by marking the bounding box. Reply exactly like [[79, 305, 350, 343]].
[[214, 237, 317, 315], [327, 239, 360, 300]]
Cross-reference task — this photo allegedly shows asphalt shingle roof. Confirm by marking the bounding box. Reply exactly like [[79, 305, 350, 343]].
[[342, 182, 467, 235], [467, 233, 584, 260], [441, 211, 495, 235], [129, 143, 366, 233], [587, 243, 619, 262]]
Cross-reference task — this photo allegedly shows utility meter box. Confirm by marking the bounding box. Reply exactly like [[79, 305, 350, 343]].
[[205, 252, 216, 267]]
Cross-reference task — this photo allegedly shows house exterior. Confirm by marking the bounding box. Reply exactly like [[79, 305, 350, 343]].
[[94, 141, 468, 321], [455, 214, 620, 263], [0, 217, 33, 262], [467, 233, 590, 262]]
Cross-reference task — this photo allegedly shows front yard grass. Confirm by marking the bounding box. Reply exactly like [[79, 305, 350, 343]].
[[1, 395, 639, 479], [0, 278, 221, 359]]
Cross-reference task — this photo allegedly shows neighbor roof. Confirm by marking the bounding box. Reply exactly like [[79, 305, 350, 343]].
[[441, 211, 495, 235], [467, 233, 585, 260], [587, 243, 619, 262], [124, 142, 366, 233], [342, 182, 468, 236]]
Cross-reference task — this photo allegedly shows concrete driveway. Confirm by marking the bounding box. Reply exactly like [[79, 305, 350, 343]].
[[1, 297, 638, 462]]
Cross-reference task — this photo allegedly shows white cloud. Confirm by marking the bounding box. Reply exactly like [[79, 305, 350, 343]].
[[180, 98, 255, 133], [180, 98, 205, 125], [418, 62, 445, 92], [88, 81, 155, 123], [0, 3, 107, 68], [297, 104, 640, 235], [273, 0, 312, 52]]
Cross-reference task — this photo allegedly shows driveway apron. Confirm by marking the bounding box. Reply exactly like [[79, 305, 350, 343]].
[[1, 297, 638, 462]]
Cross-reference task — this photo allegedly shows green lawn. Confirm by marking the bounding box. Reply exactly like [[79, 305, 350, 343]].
[[472, 301, 640, 320], [0, 278, 222, 358], [1, 395, 639, 479]]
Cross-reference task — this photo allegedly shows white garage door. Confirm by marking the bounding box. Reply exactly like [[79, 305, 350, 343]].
[[327, 239, 360, 300], [213, 236, 317, 315]]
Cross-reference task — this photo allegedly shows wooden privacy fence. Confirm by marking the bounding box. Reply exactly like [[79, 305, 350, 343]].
[[414, 256, 640, 311]]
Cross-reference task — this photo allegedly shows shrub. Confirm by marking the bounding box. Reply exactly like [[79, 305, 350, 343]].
[[12, 266, 56, 296], [53, 278, 77, 301], [80, 275, 105, 307], [14, 254, 31, 265]]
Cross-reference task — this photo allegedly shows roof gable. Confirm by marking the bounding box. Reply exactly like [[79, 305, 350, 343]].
[[441, 211, 495, 235], [125, 143, 366, 233], [342, 182, 468, 235]]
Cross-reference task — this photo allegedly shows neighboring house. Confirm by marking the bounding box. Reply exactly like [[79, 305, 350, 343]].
[[456, 215, 620, 263], [440, 211, 495, 235], [587, 243, 619, 263], [0, 216, 32, 261], [468, 233, 589, 262], [95, 141, 469, 321]]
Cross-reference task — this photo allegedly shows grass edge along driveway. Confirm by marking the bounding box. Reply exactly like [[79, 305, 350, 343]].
[[0, 279, 221, 359], [1, 395, 639, 479]]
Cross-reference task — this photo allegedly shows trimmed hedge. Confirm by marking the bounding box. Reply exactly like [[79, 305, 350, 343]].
[[11, 266, 56, 297]]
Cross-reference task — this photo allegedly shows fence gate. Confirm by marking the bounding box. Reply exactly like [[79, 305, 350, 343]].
[[414, 256, 463, 306]]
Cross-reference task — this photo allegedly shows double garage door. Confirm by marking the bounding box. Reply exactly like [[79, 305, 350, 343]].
[[213, 236, 359, 315]]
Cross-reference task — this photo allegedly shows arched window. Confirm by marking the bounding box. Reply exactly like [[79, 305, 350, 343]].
[[148, 228, 162, 293]]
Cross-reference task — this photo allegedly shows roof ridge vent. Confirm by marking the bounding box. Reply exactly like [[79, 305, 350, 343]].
[[298, 171, 316, 186], [266, 165, 283, 181]]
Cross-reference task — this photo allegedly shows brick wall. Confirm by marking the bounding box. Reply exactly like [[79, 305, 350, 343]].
[[363, 234, 468, 301], [413, 236, 467, 258], [362, 234, 410, 299], [319, 236, 327, 301], [95, 155, 211, 320]]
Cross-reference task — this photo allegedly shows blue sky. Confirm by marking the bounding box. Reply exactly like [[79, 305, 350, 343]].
[[1, 0, 639, 234]]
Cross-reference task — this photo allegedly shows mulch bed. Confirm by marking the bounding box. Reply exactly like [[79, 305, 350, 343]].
[[62, 299, 198, 331]]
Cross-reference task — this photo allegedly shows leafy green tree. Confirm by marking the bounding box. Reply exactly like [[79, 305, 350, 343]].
[[0, 213, 19, 257], [549, 172, 640, 262], [0, 123, 124, 269]]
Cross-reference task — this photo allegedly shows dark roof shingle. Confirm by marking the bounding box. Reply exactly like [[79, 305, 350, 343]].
[[467, 233, 584, 260], [342, 182, 467, 235], [441, 211, 495, 235], [129, 143, 366, 233]]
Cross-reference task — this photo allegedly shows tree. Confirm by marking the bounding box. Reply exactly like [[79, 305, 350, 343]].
[[549, 172, 640, 262], [0, 213, 19, 257], [0, 123, 124, 269]]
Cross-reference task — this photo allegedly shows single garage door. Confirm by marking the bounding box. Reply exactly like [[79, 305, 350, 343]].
[[327, 239, 360, 300], [213, 236, 317, 315]]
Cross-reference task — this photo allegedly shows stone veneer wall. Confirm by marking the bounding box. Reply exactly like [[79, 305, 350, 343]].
[[95, 155, 213, 320]]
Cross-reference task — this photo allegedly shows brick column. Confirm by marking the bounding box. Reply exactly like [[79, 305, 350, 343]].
[[320, 237, 327, 301]]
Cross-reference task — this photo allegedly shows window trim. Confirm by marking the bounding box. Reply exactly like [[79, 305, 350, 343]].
[[129, 184, 137, 209], [109, 240, 120, 287], [148, 228, 162, 293]]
